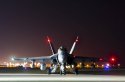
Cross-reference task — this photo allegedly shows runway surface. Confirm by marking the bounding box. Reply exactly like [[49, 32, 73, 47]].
[[0, 74, 125, 82]]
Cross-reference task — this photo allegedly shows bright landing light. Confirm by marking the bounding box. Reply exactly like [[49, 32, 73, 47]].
[[11, 58, 15, 61]]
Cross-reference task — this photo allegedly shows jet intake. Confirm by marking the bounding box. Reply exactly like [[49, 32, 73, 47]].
[[52, 59, 57, 64]]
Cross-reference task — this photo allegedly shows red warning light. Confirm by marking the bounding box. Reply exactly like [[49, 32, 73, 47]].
[[110, 57, 116, 63], [99, 58, 103, 61], [47, 36, 51, 42], [48, 39, 50, 42], [111, 58, 115, 61]]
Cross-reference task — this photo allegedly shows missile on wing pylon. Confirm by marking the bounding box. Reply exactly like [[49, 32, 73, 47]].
[[47, 36, 56, 54], [69, 36, 78, 54]]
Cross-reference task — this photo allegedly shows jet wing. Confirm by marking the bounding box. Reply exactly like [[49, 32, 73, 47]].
[[74, 56, 100, 62], [12, 54, 58, 62]]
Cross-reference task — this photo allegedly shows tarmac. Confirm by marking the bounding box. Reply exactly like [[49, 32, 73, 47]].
[[0, 73, 125, 82], [0, 67, 125, 82]]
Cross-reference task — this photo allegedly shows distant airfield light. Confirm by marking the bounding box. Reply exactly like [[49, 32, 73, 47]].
[[6, 63, 9, 67], [30, 64, 32, 68], [110, 57, 116, 63], [66, 66, 68, 68], [9, 62, 12, 65], [37, 63, 40, 67], [112, 58, 114, 61], [105, 63, 110, 69], [118, 64, 120, 67], [66, 65, 70, 69], [77, 64, 80, 68], [106, 63, 110, 67], [86, 64, 89, 68], [102, 64, 104, 68], [96, 65, 99, 68], [4, 62, 7, 64], [15, 63, 20, 66], [34, 62, 37, 66], [105, 66, 109, 69], [22, 62, 27, 68], [99, 58, 103, 61], [71, 65, 74, 68], [111, 58, 115, 61]]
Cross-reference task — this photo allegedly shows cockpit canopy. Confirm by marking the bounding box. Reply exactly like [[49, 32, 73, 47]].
[[58, 46, 67, 52]]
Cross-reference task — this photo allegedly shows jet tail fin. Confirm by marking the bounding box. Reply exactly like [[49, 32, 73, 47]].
[[47, 36, 56, 54], [69, 36, 78, 54]]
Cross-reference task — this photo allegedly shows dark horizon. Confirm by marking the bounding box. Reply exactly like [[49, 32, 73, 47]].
[[0, 0, 125, 66]]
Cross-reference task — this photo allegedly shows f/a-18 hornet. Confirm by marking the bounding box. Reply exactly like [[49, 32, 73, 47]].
[[12, 36, 99, 75]]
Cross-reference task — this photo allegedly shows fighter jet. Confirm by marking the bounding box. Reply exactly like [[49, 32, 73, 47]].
[[12, 36, 100, 75]]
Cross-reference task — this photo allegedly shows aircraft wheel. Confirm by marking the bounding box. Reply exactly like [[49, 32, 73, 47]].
[[63, 70, 66, 75], [60, 70, 62, 75], [74, 68, 78, 75], [60, 70, 66, 75], [47, 68, 51, 74]]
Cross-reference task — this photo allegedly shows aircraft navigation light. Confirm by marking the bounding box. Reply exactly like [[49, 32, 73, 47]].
[[11, 57, 14, 61], [47, 36, 51, 42], [48, 39, 50, 42]]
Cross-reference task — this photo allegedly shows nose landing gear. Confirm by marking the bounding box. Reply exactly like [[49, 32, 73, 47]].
[[60, 64, 66, 75], [74, 68, 78, 75]]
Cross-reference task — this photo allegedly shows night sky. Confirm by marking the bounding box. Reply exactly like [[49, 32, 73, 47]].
[[0, 0, 125, 65]]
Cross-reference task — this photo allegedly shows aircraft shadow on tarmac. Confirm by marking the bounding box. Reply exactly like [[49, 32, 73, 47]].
[[0, 67, 125, 75]]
